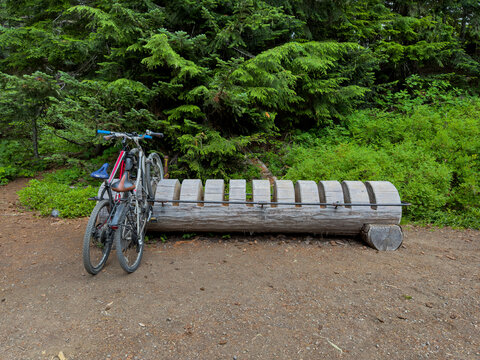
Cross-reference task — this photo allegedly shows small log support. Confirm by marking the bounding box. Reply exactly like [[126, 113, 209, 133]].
[[361, 224, 403, 251]]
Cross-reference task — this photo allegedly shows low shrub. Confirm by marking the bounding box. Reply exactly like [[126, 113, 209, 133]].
[[18, 179, 96, 218], [42, 167, 95, 186], [284, 95, 480, 228]]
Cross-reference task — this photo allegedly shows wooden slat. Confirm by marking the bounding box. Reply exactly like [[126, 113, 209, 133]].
[[273, 180, 295, 208], [365, 181, 402, 223], [229, 179, 246, 207], [318, 180, 344, 208], [204, 179, 224, 206], [295, 180, 319, 206], [155, 179, 180, 206], [179, 179, 203, 207], [252, 180, 270, 207], [341, 181, 371, 212]]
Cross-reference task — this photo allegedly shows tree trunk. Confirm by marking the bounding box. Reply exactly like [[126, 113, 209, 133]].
[[32, 115, 39, 159], [460, 8, 467, 42]]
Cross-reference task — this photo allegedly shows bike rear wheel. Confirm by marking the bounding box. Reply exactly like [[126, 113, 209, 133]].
[[115, 203, 144, 273], [83, 200, 113, 275], [145, 153, 164, 203]]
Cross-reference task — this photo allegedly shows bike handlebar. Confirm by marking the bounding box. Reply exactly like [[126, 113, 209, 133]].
[[97, 130, 163, 140], [146, 130, 164, 138]]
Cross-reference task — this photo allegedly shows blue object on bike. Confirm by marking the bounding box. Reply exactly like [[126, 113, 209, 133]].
[[90, 163, 110, 179], [97, 130, 111, 134], [144, 135, 152, 139]]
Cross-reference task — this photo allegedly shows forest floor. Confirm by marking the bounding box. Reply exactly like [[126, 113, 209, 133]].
[[0, 178, 479, 360]]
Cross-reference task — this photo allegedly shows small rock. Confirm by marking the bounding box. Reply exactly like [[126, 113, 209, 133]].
[[450, 314, 457, 319], [219, 340, 227, 345], [200, 287, 205, 291], [105, 301, 113, 311], [51, 209, 60, 218], [425, 302, 434, 308], [138, 323, 146, 327], [166, 318, 172, 322]]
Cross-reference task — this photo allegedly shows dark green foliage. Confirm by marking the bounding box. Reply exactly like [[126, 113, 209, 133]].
[[1, 0, 479, 227], [0, 140, 37, 184]]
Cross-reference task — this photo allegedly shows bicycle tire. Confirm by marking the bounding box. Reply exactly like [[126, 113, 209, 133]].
[[115, 203, 144, 273], [83, 200, 113, 275], [145, 153, 164, 203]]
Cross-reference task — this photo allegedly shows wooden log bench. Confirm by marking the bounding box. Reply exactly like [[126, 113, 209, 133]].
[[148, 179, 404, 251]]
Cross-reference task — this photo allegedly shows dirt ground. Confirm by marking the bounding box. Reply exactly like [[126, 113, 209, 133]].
[[0, 179, 479, 360]]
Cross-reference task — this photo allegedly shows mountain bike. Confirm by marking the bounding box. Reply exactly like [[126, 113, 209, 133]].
[[82, 130, 164, 275]]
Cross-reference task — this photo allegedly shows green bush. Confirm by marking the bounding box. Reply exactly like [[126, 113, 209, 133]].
[[0, 140, 37, 184], [0, 166, 18, 185], [42, 167, 93, 186], [18, 179, 96, 218], [284, 95, 480, 228]]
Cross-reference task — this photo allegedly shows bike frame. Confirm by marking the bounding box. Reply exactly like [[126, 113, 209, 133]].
[[96, 134, 150, 245]]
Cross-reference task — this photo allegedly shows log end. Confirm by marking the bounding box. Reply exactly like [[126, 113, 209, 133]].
[[361, 224, 403, 251]]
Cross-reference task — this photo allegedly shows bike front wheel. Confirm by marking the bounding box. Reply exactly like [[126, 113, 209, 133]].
[[83, 200, 113, 275], [115, 204, 144, 273]]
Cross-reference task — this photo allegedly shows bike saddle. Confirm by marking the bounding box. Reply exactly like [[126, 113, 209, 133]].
[[90, 163, 109, 179], [111, 172, 136, 192]]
